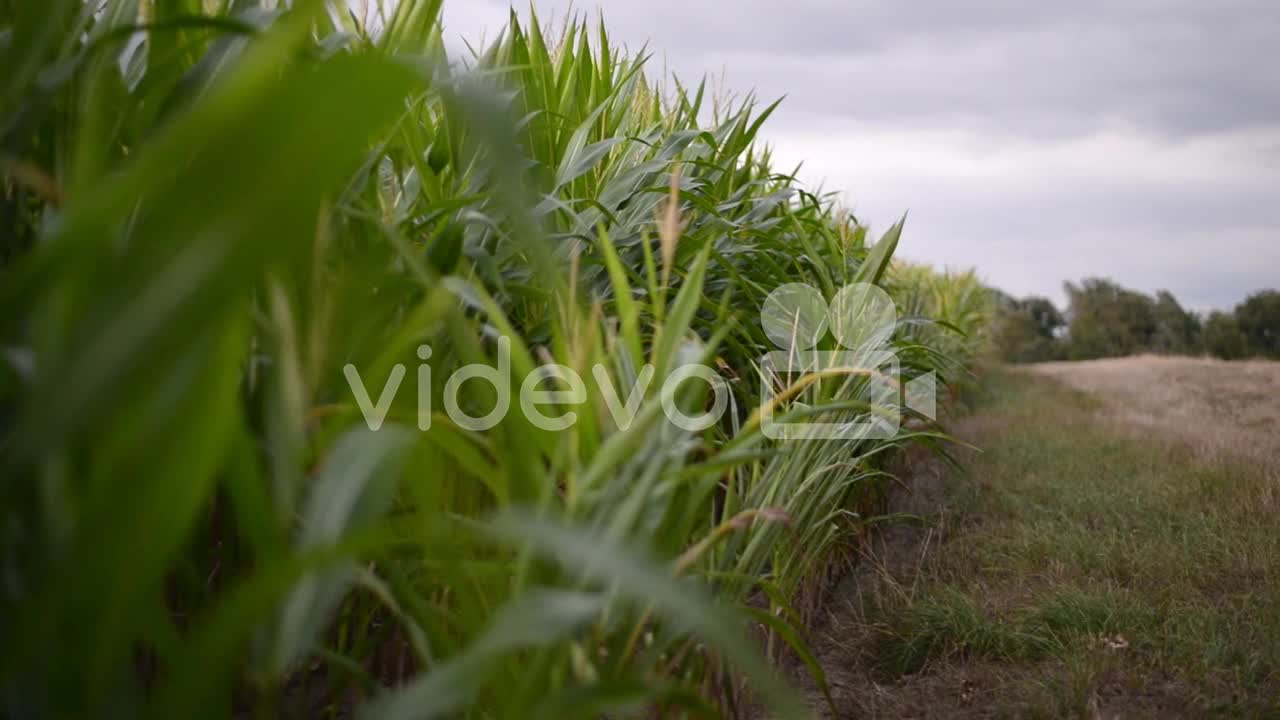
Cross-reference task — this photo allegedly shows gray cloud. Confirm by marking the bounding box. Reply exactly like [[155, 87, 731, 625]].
[[444, 1, 1280, 310], [453, 0, 1280, 139]]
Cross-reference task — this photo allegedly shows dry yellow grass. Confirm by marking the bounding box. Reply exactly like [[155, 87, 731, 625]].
[[1029, 354, 1280, 470]]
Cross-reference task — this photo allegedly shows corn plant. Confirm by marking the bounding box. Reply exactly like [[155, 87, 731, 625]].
[[0, 1, 988, 718]]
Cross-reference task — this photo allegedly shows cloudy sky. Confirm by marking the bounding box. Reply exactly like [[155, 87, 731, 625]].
[[442, 1, 1279, 310]]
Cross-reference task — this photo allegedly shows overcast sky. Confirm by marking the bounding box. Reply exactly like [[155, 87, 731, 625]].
[[441, 1, 1279, 310]]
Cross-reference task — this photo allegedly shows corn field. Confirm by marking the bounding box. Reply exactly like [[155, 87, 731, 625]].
[[0, 1, 988, 717]]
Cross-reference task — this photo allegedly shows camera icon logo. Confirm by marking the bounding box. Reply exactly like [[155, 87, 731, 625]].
[[757, 282, 936, 440]]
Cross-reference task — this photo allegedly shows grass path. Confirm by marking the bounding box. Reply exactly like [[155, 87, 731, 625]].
[[799, 367, 1279, 718]]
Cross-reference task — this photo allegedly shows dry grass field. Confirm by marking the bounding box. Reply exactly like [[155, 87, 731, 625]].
[[1032, 355, 1280, 471]]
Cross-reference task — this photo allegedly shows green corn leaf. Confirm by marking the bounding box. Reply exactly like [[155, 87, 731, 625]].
[[485, 510, 812, 720], [361, 588, 607, 720], [271, 427, 415, 673], [854, 214, 906, 287]]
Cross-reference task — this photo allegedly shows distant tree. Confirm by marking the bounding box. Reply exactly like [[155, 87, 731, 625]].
[[1234, 290, 1280, 358], [987, 288, 1016, 307], [1023, 296, 1064, 339], [1150, 290, 1200, 354], [990, 295, 1064, 363], [990, 281, 1278, 363], [1064, 278, 1157, 360], [1203, 311, 1248, 360]]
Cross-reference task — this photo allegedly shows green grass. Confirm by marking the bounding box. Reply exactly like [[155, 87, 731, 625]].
[[868, 371, 1280, 716]]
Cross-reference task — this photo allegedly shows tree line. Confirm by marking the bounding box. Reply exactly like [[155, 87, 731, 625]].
[[991, 279, 1280, 363]]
